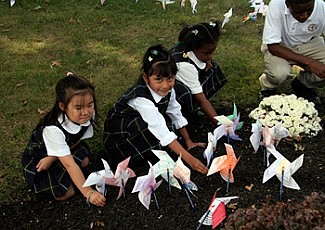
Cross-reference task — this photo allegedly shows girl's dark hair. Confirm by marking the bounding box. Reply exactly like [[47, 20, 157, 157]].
[[178, 21, 221, 52], [37, 74, 97, 128], [286, 0, 314, 5], [141, 44, 178, 78]]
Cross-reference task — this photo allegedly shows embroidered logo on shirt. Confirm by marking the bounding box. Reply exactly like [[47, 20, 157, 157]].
[[308, 24, 317, 32]]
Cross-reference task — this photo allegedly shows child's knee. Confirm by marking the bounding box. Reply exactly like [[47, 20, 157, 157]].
[[81, 157, 89, 168]]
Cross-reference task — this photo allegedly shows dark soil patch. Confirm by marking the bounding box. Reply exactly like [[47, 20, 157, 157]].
[[1, 104, 324, 229]]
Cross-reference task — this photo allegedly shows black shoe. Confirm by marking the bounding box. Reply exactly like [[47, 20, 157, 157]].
[[291, 78, 321, 105], [258, 89, 277, 100]]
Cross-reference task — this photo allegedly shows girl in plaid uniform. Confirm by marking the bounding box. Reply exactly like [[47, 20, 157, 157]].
[[103, 45, 208, 175], [171, 21, 227, 125], [22, 73, 105, 207]]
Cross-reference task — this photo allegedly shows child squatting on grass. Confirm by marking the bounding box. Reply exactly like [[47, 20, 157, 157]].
[[171, 21, 227, 126], [21, 73, 106, 207], [103, 44, 208, 175]]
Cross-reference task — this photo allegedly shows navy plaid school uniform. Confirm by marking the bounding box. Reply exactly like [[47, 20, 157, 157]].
[[21, 122, 91, 199], [171, 43, 227, 118], [103, 79, 175, 170]]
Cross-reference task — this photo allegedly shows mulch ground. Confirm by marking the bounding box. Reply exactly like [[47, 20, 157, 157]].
[[1, 103, 324, 229]]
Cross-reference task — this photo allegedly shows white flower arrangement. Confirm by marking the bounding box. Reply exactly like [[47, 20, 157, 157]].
[[249, 94, 322, 138]]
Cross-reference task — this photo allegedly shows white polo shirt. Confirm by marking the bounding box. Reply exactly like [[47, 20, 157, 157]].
[[263, 0, 325, 48], [175, 51, 206, 94]]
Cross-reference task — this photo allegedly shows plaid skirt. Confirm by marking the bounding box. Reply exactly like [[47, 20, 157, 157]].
[[103, 116, 177, 171], [21, 141, 91, 199], [174, 61, 227, 120]]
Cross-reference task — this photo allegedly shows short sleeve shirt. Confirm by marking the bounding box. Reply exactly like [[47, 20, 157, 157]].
[[42, 114, 93, 157], [176, 51, 206, 94], [263, 0, 325, 48]]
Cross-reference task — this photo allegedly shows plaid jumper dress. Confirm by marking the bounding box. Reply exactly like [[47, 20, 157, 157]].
[[103, 79, 177, 170], [171, 43, 227, 120], [21, 122, 91, 199]]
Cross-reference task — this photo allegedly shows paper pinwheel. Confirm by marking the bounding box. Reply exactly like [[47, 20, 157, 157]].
[[173, 156, 198, 191], [132, 162, 163, 210], [243, 12, 258, 22], [263, 122, 290, 147], [207, 144, 240, 192], [222, 8, 233, 28], [180, 0, 197, 14], [214, 115, 242, 141], [105, 157, 136, 200], [10, 0, 15, 7], [217, 103, 243, 131], [156, 0, 175, 10], [204, 110, 242, 167], [197, 192, 238, 229], [83, 158, 114, 195], [152, 150, 181, 192], [250, 119, 263, 153], [173, 156, 198, 210], [203, 131, 218, 167], [263, 145, 304, 190]]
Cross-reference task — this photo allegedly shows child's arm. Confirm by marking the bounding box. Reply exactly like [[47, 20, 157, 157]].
[[58, 155, 106, 207], [178, 126, 206, 150], [168, 139, 208, 174], [193, 93, 218, 124], [36, 156, 57, 172]]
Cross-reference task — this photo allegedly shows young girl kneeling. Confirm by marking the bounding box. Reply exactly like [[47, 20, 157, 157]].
[[22, 73, 105, 207], [103, 45, 208, 174]]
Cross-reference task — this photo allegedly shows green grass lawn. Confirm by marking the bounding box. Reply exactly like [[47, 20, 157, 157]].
[[0, 0, 318, 203]]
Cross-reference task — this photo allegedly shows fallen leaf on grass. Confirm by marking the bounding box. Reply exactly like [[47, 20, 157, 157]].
[[16, 83, 24, 87], [38, 108, 47, 115], [50, 60, 62, 68]]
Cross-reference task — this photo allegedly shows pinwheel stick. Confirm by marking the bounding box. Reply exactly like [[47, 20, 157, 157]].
[[167, 168, 171, 195], [152, 188, 160, 210], [121, 179, 126, 198], [196, 210, 210, 230], [260, 133, 267, 167], [182, 184, 196, 211], [226, 168, 231, 193], [280, 167, 284, 201]]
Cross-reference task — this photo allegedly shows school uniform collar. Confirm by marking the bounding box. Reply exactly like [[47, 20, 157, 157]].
[[187, 51, 206, 70], [147, 83, 171, 103], [57, 114, 90, 134]]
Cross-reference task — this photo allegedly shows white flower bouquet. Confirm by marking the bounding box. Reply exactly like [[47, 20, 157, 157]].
[[249, 94, 322, 138]]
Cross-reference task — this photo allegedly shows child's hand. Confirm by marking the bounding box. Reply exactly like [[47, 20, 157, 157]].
[[185, 139, 206, 151], [88, 190, 106, 207], [187, 156, 208, 175], [36, 156, 57, 172], [206, 61, 212, 71]]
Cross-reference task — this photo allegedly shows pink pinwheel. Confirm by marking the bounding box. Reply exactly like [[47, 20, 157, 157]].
[[131, 163, 162, 210], [173, 156, 197, 191], [263, 122, 290, 147], [105, 157, 136, 200], [198, 192, 238, 229], [207, 143, 240, 184], [173, 156, 198, 210]]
